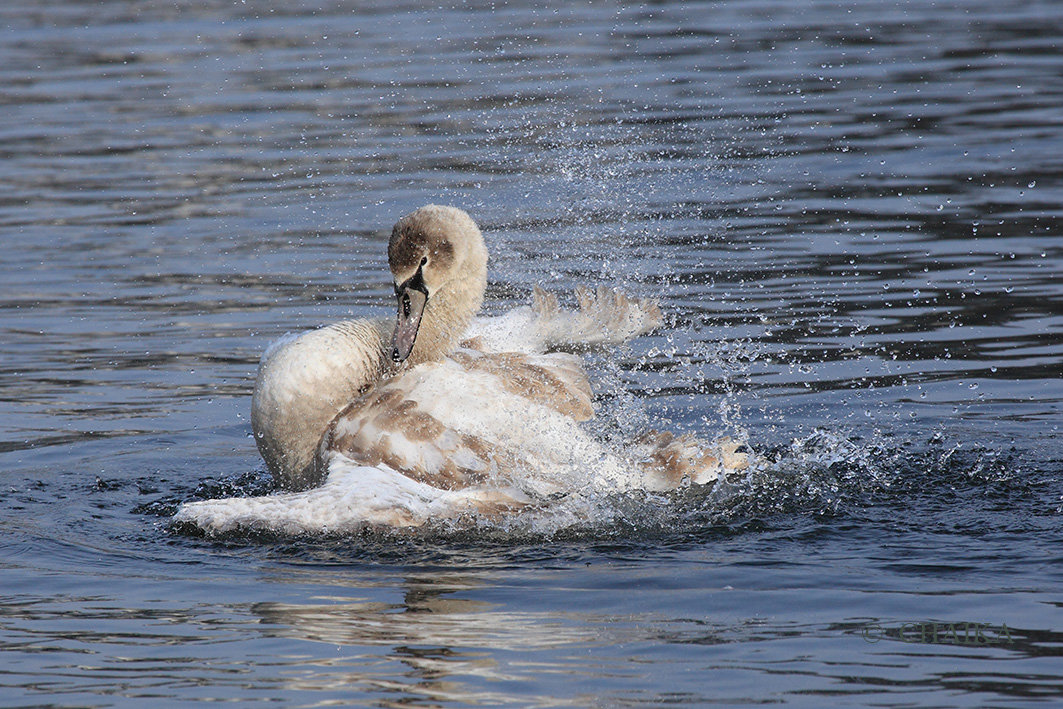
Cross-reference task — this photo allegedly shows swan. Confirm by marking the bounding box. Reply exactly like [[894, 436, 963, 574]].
[[175, 205, 749, 534]]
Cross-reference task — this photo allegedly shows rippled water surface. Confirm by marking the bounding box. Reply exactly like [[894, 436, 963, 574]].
[[2, 1, 1062, 706]]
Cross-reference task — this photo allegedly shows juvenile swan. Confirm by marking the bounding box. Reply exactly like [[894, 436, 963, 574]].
[[176, 205, 747, 534]]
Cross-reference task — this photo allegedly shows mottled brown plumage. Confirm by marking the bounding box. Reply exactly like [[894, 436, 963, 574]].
[[316, 347, 596, 491]]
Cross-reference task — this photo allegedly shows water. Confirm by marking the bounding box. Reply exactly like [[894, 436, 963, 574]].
[[2, 0, 1061, 705]]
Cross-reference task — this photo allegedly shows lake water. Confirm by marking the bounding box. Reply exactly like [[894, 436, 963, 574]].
[[2, 0, 1061, 705]]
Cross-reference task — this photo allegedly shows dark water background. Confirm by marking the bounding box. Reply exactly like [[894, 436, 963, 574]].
[[2, 0, 1061, 706]]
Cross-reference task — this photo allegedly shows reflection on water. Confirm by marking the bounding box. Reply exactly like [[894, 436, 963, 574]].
[[1, 0, 1061, 705], [251, 574, 602, 705], [11, 564, 1058, 706]]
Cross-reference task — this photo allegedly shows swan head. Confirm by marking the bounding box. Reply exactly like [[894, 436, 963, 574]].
[[388, 205, 487, 363]]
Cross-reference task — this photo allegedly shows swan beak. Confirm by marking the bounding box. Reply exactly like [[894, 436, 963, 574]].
[[391, 285, 428, 362]]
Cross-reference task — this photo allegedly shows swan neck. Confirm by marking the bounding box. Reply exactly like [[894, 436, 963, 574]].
[[405, 268, 485, 366]]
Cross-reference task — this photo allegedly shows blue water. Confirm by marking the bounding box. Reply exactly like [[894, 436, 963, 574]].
[[1, 1, 1061, 706]]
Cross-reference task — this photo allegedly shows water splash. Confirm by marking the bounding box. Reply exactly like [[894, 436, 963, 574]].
[[160, 425, 1034, 544]]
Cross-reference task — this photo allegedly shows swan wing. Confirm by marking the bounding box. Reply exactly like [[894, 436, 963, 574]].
[[321, 350, 593, 486], [173, 459, 531, 534], [467, 286, 663, 354]]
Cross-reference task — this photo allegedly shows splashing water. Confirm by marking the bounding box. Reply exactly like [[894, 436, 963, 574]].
[[161, 417, 1029, 542]]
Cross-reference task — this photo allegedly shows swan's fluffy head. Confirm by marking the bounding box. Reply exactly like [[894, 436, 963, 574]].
[[388, 205, 488, 363], [388, 204, 486, 292]]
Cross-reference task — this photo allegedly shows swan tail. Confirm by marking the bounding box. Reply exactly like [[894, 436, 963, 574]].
[[531, 285, 663, 349], [630, 431, 751, 491]]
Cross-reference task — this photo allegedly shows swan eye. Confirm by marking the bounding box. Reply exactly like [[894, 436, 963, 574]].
[[420, 256, 428, 266]]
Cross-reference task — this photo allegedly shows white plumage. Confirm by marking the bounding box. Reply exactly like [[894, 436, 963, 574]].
[[175, 206, 749, 535]]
